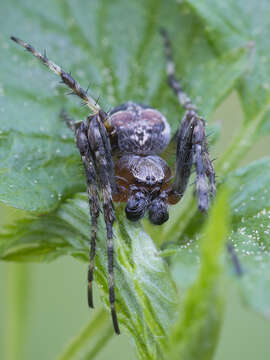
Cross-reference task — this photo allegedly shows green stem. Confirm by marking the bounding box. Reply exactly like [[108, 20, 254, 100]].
[[84, 327, 114, 360], [57, 308, 110, 360], [158, 248, 182, 257], [4, 263, 30, 360], [215, 110, 267, 176]]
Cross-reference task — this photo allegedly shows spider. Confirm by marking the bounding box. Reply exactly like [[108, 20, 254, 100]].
[[10, 29, 216, 335]]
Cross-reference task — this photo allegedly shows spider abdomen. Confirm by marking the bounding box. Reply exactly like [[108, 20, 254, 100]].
[[109, 101, 171, 155]]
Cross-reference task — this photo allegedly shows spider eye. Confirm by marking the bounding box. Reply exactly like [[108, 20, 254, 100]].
[[125, 193, 148, 221], [148, 198, 169, 225]]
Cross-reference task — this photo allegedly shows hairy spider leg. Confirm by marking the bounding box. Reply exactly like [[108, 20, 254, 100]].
[[87, 114, 120, 334], [227, 243, 243, 276], [60, 109, 82, 131], [10, 32, 121, 331], [62, 107, 120, 334], [160, 29, 197, 112], [59, 97, 120, 333], [74, 120, 100, 305], [10, 36, 100, 114], [11, 36, 122, 332], [52, 75, 119, 332], [172, 111, 196, 198], [192, 115, 213, 211], [161, 29, 216, 211], [74, 115, 120, 334], [161, 29, 242, 275]]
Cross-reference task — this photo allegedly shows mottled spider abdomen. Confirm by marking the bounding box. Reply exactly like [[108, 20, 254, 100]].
[[109, 101, 171, 155]]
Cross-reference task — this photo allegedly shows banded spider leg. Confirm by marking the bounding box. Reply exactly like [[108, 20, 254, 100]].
[[10, 36, 121, 334]]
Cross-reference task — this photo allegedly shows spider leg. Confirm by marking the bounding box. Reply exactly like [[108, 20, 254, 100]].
[[203, 149, 216, 198], [74, 121, 100, 310], [227, 243, 243, 276], [161, 29, 242, 273], [160, 29, 197, 112], [169, 111, 215, 211], [59, 109, 82, 131], [74, 115, 120, 334], [170, 110, 195, 200], [87, 114, 120, 334], [161, 29, 216, 211], [192, 116, 215, 211], [11, 36, 100, 113]]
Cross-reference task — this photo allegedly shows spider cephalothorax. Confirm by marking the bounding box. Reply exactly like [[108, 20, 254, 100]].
[[11, 30, 216, 335]]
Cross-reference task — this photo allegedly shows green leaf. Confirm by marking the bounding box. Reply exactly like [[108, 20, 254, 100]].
[[185, 0, 270, 122], [170, 158, 270, 319], [169, 188, 230, 360], [0, 0, 248, 212], [0, 194, 178, 359], [229, 158, 270, 317]]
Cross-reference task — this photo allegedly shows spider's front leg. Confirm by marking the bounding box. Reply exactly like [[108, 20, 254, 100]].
[[75, 112, 120, 335], [161, 29, 215, 211], [161, 29, 243, 274], [191, 113, 216, 211], [170, 110, 216, 212], [60, 109, 82, 131]]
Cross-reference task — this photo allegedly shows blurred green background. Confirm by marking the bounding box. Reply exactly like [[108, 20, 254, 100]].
[[0, 93, 270, 360]]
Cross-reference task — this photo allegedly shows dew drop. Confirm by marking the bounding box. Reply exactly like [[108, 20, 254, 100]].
[[262, 82, 270, 90]]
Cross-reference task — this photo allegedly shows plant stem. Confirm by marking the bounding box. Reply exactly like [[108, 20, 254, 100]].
[[4, 263, 30, 360], [57, 308, 110, 360], [158, 248, 182, 257], [215, 109, 268, 176], [84, 327, 114, 360]]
